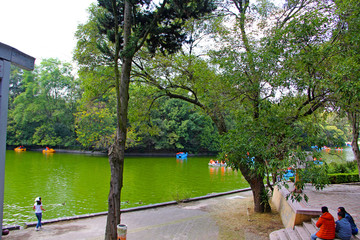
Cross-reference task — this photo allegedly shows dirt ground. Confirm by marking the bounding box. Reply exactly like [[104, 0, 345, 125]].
[[211, 197, 284, 240]]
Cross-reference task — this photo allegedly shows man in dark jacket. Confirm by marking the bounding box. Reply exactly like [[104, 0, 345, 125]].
[[336, 211, 352, 240]]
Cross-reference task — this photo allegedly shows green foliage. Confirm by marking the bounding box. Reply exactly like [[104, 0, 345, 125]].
[[328, 161, 358, 174], [328, 173, 360, 184], [7, 59, 79, 148], [135, 98, 221, 153], [75, 106, 116, 149]]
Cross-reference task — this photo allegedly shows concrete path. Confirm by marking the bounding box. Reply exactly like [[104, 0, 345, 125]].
[[300, 183, 360, 226], [2, 190, 253, 240], [2, 183, 360, 240]]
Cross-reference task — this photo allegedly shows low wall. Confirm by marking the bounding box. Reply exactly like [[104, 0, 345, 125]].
[[272, 185, 321, 228]]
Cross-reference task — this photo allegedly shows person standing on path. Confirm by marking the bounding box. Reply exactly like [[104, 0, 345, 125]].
[[310, 206, 336, 240], [33, 197, 45, 231]]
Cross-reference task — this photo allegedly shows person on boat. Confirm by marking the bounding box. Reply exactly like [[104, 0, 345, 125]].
[[33, 197, 45, 231], [45, 147, 49, 151], [338, 207, 358, 235]]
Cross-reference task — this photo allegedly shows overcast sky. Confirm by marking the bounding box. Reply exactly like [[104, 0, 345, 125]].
[[0, 0, 96, 64]]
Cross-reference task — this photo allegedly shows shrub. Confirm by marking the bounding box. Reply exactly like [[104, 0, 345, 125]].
[[328, 173, 360, 184], [328, 161, 358, 174]]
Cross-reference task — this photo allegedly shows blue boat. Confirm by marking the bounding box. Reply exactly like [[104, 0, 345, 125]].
[[283, 169, 295, 181], [176, 152, 188, 159]]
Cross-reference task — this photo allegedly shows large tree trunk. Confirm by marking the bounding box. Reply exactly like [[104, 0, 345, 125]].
[[105, 1, 133, 239], [349, 112, 360, 178], [105, 137, 124, 240], [239, 164, 271, 213]]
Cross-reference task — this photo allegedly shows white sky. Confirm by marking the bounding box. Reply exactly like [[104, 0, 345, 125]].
[[0, 0, 96, 65]]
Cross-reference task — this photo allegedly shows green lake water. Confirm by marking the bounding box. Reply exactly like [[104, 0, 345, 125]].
[[3, 151, 248, 226], [319, 146, 355, 163], [3, 147, 355, 226]]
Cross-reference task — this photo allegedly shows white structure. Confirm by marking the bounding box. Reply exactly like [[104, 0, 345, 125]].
[[0, 42, 35, 238]]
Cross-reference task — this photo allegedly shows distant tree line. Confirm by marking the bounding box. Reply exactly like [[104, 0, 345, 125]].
[[7, 58, 350, 153], [7, 61, 220, 153]]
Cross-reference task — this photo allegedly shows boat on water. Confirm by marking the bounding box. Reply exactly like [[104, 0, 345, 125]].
[[176, 152, 188, 159], [14, 146, 26, 152], [208, 162, 227, 167], [208, 159, 227, 167], [283, 168, 295, 181], [43, 147, 56, 153]]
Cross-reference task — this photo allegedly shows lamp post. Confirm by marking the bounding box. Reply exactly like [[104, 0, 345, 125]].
[[0, 42, 35, 239]]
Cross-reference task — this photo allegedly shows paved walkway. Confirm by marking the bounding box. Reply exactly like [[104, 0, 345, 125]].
[[2, 183, 360, 240], [2, 191, 253, 240], [300, 183, 360, 225]]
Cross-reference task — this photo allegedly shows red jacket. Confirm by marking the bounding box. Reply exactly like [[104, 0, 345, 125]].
[[316, 212, 335, 239]]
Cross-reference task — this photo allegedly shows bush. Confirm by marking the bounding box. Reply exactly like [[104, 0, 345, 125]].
[[328, 161, 358, 174], [328, 173, 360, 184]]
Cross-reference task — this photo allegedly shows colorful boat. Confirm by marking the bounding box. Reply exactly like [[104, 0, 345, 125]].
[[208, 162, 227, 167], [14, 146, 26, 152], [283, 169, 295, 180], [42, 147, 56, 153], [176, 152, 188, 159], [208, 159, 227, 167]]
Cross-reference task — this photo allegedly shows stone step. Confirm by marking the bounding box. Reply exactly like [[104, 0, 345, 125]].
[[285, 227, 300, 240], [311, 218, 318, 228], [303, 222, 317, 236], [269, 229, 288, 240], [294, 225, 310, 240], [269, 218, 360, 240], [352, 234, 360, 240]]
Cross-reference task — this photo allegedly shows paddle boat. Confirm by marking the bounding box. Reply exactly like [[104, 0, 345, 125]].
[[14, 146, 26, 152], [176, 152, 188, 159], [208, 159, 227, 167], [313, 157, 323, 165], [43, 147, 56, 153], [283, 168, 295, 181]]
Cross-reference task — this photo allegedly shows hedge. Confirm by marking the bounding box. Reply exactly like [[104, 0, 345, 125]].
[[328, 173, 360, 184], [287, 174, 359, 184]]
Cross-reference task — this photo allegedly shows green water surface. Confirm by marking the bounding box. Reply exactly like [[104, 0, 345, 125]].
[[4, 151, 248, 226], [4, 147, 355, 226]]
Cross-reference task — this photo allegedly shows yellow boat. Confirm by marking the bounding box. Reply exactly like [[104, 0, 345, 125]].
[[42, 148, 56, 153], [14, 147, 26, 152]]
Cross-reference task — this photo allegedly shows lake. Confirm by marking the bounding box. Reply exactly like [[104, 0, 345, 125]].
[[3, 147, 355, 226], [3, 151, 247, 226]]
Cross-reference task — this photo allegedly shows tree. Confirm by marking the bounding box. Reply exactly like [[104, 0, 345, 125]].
[[329, 0, 360, 177], [78, 1, 217, 238], [75, 104, 116, 150], [134, 0, 344, 212], [7, 59, 78, 147]]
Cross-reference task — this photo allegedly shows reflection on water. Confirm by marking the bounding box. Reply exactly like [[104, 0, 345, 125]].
[[4, 151, 248, 226], [320, 146, 355, 163]]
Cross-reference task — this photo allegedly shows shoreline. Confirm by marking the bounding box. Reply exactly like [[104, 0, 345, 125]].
[[4, 187, 251, 231], [8, 148, 217, 157]]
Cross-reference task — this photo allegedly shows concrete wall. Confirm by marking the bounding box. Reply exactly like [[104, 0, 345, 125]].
[[272, 185, 321, 228]]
